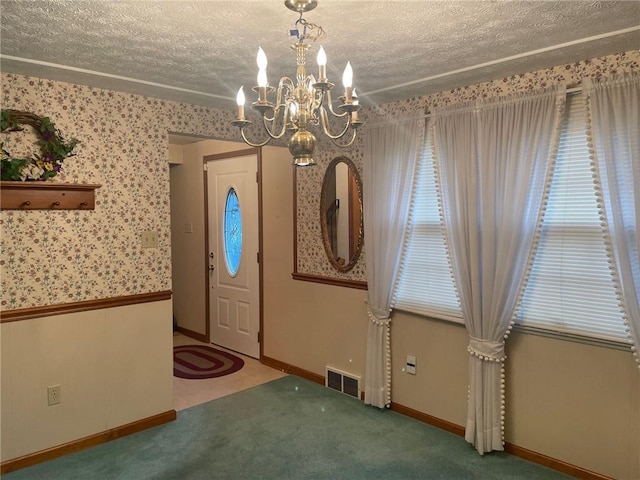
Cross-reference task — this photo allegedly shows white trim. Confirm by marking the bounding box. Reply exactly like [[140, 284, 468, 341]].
[[4, 21, 632, 105], [366, 26, 640, 96], [0, 54, 233, 101]]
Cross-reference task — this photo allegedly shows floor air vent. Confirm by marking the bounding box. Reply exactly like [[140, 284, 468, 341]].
[[325, 367, 361, 399]]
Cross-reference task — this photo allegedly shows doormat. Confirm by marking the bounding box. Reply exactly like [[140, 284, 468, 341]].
[[173, 345, 245, 379]]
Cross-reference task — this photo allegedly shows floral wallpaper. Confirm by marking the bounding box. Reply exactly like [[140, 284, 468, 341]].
[[294, 50, 640, 282], [2, 50, 638, 309], [0, 75, 247, 311]]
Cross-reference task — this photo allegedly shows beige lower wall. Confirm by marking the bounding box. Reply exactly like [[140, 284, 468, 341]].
[[393, 314, 639, 479], [0, 300, 173, 462], [390, 312, 469, 426], [506, 331, 639, 479], [264, 279, 370, 376]]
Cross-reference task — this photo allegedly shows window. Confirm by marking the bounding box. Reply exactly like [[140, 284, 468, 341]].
[[394, 124, 462, 322], [395, 94, 627, 343], [516, 93, 626, 342], [223, 187, 242, 276]]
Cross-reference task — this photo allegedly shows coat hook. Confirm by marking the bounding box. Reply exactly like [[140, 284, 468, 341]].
[[80, 201, 88, 207], [21, 200, 31, 206], [52, 201, 60, 206]]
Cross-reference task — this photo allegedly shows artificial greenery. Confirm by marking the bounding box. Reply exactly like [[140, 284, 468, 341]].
[[0, 109, 79, 181]]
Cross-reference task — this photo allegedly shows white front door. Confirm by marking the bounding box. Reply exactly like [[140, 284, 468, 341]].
[[207, 154, 259, 358]]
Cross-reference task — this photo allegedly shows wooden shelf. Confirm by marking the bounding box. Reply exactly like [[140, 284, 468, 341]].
[[0, 181, 101, 210]]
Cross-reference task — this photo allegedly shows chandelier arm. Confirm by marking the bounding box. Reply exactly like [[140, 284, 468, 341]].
[[309, 92, 324, 112], [328, 128, 358, 148], [277, 77, 296, 106], [319, 107, 352, 140], [262, 103, 288, 124], [239, 127, 272, 148], [323, 89, 350, 118], [307, 77, 324, 113], [262, 109, 290, 140], [327, 104, 349, 118], [263, 79, 295, 130], [261, 107, 279, 131]]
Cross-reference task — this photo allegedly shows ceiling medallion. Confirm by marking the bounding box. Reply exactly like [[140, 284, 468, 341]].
[[231, 0, 363, 166]]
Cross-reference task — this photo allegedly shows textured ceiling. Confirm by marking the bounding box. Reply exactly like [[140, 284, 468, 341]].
[[1, 1, 639, 111]]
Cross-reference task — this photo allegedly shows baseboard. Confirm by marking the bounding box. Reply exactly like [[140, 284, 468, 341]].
[[175, 326, 208, 343], [391, 400, 612, 480], [390, 402, 466, 437], [261, 355, 325, 385], [503, 443, 613, 480], [1, 410, 177, 475]]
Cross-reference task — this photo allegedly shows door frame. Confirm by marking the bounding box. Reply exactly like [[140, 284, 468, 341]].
[[203, 147, 263, 359]]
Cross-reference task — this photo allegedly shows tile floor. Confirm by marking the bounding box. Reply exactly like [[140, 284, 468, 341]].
[[173, 332, 287, 411]]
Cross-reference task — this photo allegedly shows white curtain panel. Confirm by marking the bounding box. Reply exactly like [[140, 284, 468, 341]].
[[432, 87, 565, 454], [363, 114, 424, 408], [585, 73, 640, 368]]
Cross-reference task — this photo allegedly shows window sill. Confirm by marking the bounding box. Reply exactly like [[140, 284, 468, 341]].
[[512, 324, 631, 352], [394, 308, 631, 352]]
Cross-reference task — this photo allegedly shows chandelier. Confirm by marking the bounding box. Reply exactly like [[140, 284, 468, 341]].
[[231, 0, 363, 167]]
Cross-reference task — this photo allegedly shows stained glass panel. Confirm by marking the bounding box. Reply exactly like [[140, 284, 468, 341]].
[[223, 187, 242, 276]]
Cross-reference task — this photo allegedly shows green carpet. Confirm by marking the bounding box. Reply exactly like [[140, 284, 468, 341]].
[[5, 376, 572, 479]]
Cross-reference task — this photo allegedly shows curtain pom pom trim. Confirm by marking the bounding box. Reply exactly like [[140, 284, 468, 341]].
[[584, 88, 639, 368], [467, 337, 506, 362], [507, 94, 565, 342], [366, 306, 393, 406]]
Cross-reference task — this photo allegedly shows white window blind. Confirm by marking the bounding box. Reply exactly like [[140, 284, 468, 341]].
[[516, 93, 626, 341], [394, 124, 462, 322]]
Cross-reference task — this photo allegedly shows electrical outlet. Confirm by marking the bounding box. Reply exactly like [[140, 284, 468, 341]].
[[48, 385, 61, 405], [406, 355, 417, 375], [141, 230, 159, 248]]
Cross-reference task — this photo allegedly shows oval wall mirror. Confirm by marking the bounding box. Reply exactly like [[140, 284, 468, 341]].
[[320, 156, 364, 272]]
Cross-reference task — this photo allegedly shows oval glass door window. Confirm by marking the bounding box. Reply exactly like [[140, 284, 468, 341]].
[[223, 187, 242, 276]]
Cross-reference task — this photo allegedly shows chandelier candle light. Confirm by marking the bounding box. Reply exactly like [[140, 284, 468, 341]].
[[231, 0, 364, 166]]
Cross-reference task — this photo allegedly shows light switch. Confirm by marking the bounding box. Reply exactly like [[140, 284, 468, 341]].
[[406, 355, 417, 375], [141, 230, 159, 248]]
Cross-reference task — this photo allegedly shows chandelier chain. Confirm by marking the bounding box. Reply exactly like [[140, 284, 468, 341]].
[[294, 14, 325, 43]]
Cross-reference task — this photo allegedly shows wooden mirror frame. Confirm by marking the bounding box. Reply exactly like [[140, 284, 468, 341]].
[[292, 157, 367, 290], [319, 156, 364, 273]]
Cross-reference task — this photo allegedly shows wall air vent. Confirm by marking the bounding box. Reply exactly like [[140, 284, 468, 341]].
[[325, 366, 361, 400]]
